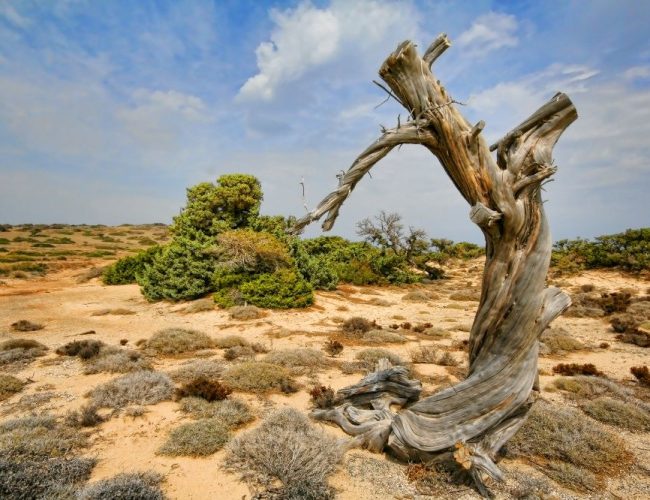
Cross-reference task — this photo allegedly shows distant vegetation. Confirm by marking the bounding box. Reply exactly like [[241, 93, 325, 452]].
[[551, 228, 650, 273]]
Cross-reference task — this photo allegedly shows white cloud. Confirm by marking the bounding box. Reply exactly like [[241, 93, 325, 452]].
[[238, 0, 418, 101], [456, 12, 518, 56], [624, 65, 650, 81], [0, 1, 30, 28]]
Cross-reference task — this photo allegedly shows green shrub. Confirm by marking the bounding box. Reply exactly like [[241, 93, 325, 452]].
[[239, 270, 313, 308], [102, 245, 162, 285], [216, 229, 291, 272], [168, 359, 224, 383], [137, 236, 217, 301]]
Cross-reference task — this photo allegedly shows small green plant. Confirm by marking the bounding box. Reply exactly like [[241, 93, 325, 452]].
[[238, 270, 313, 308], [102, 245, 162, 285]]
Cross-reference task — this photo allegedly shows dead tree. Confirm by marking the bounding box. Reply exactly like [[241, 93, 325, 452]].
[[292, 34, 577, 495]]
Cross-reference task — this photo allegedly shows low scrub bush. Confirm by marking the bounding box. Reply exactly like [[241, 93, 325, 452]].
[[410, 345, 439, 364], [78, 472, 164, 500], [402, 290, 435, 302], [309, 386, 337, 409], [341, 316, 375, 335], [175, 377, 232, 402], [544, 461, 598, 493], [581, 397, 650, 431], [183, 298, 215, 313], [56, 339, 105, 360], [87, 371, 174, 409], [552, 363, 603, 376], [508, 401, 629, 488], [179, 397, 254, 427], [540, 327, 586, 355], [631, 365, 650, 387], [0, 457, 96, 500], [226, 408, 342, 499], [102, 245, 162, 285], [158, 418, 231, 456], [0, 339, 48, 369], [228, 305, 262, 320], [214, 335, 249, 349], [83, 348, 152, 374], [91, 308, 136, 316], [448, 290, 480, 302], [362, 329, 407, 344], [551, 376, 632, 401], [224, 345, 255, 361], [263, 348, 326, 372], [323, 339, 343, 357], [11, 320, 44, 332], [0, 415, 88, 461], [144, 328, 214, 355], [0, 374, 25, 401], [223, 362, 297, 394], [355, 348, 404, 369], [65, 405, 106, 428], [168, 359, 224, 383]]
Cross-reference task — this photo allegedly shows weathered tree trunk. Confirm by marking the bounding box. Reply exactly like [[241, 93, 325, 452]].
[[292, 35, 577, 496]]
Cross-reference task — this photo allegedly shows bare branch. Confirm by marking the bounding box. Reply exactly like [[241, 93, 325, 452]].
[[291, 122, 435, 233], [423, 33, 451, 68]]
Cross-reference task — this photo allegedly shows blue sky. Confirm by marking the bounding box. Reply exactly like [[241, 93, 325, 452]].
[[0, 0, 648, 243]]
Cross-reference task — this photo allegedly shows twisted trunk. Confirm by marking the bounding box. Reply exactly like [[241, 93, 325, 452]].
[[293, 34, 577, 496]]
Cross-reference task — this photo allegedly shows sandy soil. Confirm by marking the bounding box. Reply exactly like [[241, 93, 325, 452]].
[[1, 247, 649, 499]]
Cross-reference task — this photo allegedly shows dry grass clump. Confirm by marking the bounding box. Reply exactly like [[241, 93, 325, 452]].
[[91, 308, 135, 316], [402, 290, 436, 302], [144, 328, 214, 355], [175, 377, 232, 402], [263, 348, 326, 373], [168, 359, 224, 384], [551, 376, 633, 402], [508, 401, 629, 488], [362, 329, 407, 344], [82, 348, 152, 374], [214, 335, 249, 349], [539, 327, 585, 355], [56, 339, 104, 359], [410, 346, 458, 366], [552, 363, 603, 376], [87, 371, 174, 409], [421, 327, 451, 340], [183, 298, 215, 313], [0, 415, 88, 461], [223, 345, 256, 361], [323, 339, 343, 357], [179, 397, 254, 427], [229, 305, 262, 320], [341, 316, 375, 335], [448, 290, 480, 302], [543, 461, 598, 493], [309, 385, 337, 409], [0, 338, 48, 369], [158, 418, 231, 456], [631, 365, 650, 387], [65, 404, 106, 428], [223, 361, 297, 393], [0, 374, 25, 401], [355, 348, 404, 369], [0, 457, 96, 500], [78, 471, 164, 500], [11, 320, 44, 332], [581, 397, 650, 431], [226, 408, 342, 499]]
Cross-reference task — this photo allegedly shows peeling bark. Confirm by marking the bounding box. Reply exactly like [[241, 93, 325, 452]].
[[293, 34, 577, 496]]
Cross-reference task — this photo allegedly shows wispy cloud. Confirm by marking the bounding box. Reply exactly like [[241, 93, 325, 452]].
[[456, 12, 518, 56]]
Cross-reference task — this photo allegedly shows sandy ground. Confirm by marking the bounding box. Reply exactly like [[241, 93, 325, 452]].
[[1, 253, 649, 499]]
